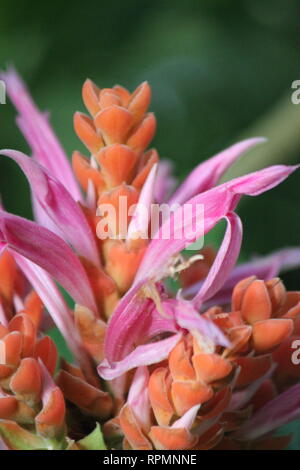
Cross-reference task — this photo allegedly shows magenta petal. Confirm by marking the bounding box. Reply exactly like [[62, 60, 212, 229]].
[[0, 210, 96, 313], [103, 281, 177, 365], [233, 383, 300, 440], [135, 164, 298, 283], [127, 163, 157, 241], [154, 160, 176, 203], [226, 164, 299, 196], [98, 334, 181, 380], [1, 149, 100, 266], [184, 247, 300, 305], [104, 281, 154, 364], [164, 298, 230, 347], [169, 138, 266, 206], [192, 212, 242, 308], [13, 252, 84, 362], [172, 405, 200, 430], [128, 367, 151, 431], [0, 67, 81, 202]]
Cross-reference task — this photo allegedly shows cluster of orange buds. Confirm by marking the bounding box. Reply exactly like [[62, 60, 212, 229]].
[[0, 296, 67, 449], [73, 79, 158, 298], [117, 275, 300, 450]]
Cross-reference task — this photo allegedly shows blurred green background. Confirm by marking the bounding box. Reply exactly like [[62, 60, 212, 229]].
[[0, 0, 300, 447]]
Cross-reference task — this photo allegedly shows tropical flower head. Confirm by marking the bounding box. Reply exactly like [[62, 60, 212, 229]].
[[0, 67, 299, 450]]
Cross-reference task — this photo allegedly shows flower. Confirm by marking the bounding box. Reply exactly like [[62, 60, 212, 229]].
[[0, 67, 299, 450]]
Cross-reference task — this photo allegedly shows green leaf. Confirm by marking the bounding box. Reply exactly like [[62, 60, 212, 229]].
[[77, 423, 107, 450]]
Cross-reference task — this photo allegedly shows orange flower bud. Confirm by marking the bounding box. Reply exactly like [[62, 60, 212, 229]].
[[74, 112, 104, 154]]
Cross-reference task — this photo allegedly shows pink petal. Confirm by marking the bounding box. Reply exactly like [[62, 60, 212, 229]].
[[172, 405, 200, 430], [127, 163, 157, 241], [154, 160, 176, 203], [164, 298, 230, 347], [13, 252, 84, 362], [169, 138, 266, 206], [184, 247, 300, 304], [233, 383, 300, 440], [98, 334, 181, 380], [127, 367, 151, 431], [135, 165, 297, 283], [0, 67, 81, 202], [1, 149, 100, 266], [0, 211, 96, 313], [192, 212, 242, 308]]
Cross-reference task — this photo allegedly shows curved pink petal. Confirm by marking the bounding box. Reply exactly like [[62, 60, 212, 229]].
[[154, 160, 176, 203], [163, 298, 230, 347], [99, 334, 181, 380], [0, 211, 96, 313], [127, 163, 157, 241], [128, 367, 151, 431], [172, 405, 200, 430], [192, 212, 242, 308], [184, 247, 300, 304], [233, 383, 300, 440], [135, 165, 297, 284], [169, 138, 266, 206], [1, 149, 100, 266], [12, 252, 84, 362], [0, 67, 81, 202]]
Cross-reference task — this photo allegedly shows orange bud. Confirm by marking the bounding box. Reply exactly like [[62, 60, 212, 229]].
[[113, 85, 131, 107], [2, 332, 22, 367], [82, 79, 101, 117], [265, 278, 286, 313], [132, 149, 158, 190], [231, 276, 256, 311], [105, 240, 146, 294], [74, 305, 106, 361], [96, 144, 138, 188], [56, 370, 112, 419], [168, 339, 195, 381], [72, 151, 105, 193], [192, 353, 232, 384], [94, 105, 133, 145], [34, 337, 57, 376], [252, 318, 293, 353], [148, 368, 174, 426], [10, 358, 42, 406], [24, 291, 43, 329], [9, 314, 36, 358], [74, 112, 104, 154], [127, 113, 156, 154], [35, 387, 65, 439], [128, 81, 151, 124], [119, 404, 152, 450], [0, 251, 18, 303], [171, 380, 213, 416], [241, 280, 272, 324], [224, 325, 252, 358], [99, 89, 121, 109]]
